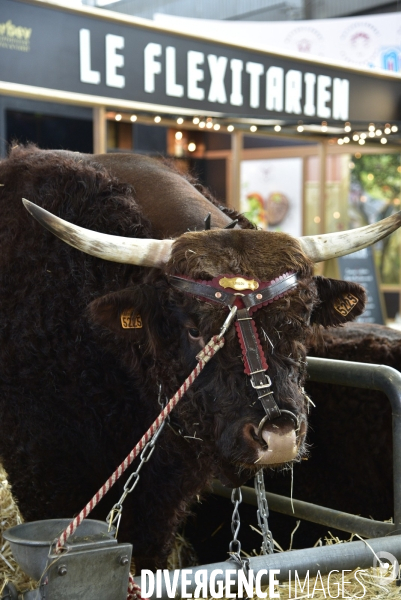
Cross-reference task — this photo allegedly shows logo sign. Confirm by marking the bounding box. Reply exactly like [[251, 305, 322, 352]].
[[0, 0, 400, 122], [0, 19, 32, 52]]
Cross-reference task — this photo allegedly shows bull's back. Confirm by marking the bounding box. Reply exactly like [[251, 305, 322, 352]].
[[310, 321, 401, 366], [90, 153, 234, 237], [0, 145, 146, 383], [0, 145, 154, 519]]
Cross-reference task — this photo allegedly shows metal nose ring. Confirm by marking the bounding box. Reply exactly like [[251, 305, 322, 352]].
[[256, 409, 300, 445], [279, 409, 300, 432]]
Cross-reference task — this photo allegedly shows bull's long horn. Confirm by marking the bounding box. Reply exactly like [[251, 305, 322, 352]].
[[22, 199, 174, 268], [299, 211, 401, 263]]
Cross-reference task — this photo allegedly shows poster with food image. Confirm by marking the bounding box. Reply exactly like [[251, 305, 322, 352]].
[[240, 158, 303, 236]]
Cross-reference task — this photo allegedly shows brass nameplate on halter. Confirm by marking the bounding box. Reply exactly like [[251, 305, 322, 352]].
[[219, 277, 259, 291], [334, 293, 359, 317], [121, 309, 143, 329]]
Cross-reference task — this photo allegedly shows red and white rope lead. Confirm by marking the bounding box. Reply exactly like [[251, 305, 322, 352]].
[[55, 334, 225, 557], [127, 573, 142, 600]]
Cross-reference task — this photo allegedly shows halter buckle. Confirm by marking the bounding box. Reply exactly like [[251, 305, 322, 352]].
[[251, 374, 272, 390]]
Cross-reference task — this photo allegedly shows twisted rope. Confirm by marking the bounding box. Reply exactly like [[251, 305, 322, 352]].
[[54, 335, 225, 597], [127, 573, 141, 600]]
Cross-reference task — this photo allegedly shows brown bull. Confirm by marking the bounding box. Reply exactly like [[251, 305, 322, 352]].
[[0, 145, 399, 569]]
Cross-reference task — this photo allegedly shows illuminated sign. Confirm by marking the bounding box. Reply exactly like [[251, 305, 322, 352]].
[[0, 0, 400, 122]]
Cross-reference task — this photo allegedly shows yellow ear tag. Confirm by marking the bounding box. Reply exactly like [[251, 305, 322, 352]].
[[120, 309, 143, 329], [333, 293, 359, 316]]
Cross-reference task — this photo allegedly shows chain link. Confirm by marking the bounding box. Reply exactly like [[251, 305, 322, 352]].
[[228, 487, 253, 600], [107, 386, 166, 537], [254, 470, 274, 554], [228, 487, 242, 555]]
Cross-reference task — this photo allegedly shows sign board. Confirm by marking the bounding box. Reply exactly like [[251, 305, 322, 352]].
[[338, 246, 385, 324], [0, 0, 400, 122], [155, 12, 401, 75]]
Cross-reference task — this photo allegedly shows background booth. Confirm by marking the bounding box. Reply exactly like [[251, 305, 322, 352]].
[[1, 0, 400, 318]]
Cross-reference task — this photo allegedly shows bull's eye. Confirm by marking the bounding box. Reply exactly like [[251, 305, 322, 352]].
[[188, 327, 201, 340]]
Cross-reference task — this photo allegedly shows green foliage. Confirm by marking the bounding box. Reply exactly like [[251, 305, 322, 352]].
[[351, 153, 401, 285], [352, 153, 401, 201]]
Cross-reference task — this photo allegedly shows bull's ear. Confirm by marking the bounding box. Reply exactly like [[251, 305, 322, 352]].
[[87, 285, 160, 337], [311, 276, 367, 327]]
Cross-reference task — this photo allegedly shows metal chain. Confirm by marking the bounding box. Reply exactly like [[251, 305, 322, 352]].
[[107, 386, 166, 537], [254, 470, 274, 554], [228, 487, 243, 556], [228, 487, 252, 600]]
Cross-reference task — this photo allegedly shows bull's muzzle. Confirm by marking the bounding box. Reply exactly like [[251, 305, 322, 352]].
[[245, 412, 306, 466]]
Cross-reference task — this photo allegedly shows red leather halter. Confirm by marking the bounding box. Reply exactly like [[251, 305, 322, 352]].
[[170, 272, 298, 425]]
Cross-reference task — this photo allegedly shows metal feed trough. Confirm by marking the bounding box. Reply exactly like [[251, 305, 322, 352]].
[[1, 519, 132, 600], [2, 358, 401, 599]]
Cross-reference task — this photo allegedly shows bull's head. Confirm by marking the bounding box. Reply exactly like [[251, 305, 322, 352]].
[[22, 198, 401, 485]]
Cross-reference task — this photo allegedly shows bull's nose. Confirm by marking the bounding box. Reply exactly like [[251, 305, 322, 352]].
[[243, 416, 305, 466], [259, 419, 297, 464]]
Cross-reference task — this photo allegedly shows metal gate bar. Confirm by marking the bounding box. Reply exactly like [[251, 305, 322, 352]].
[[212, 358, 401, 537], [137, 534, 401, 599], [306, 357, 401, 529], [211, 480, 394, 538]]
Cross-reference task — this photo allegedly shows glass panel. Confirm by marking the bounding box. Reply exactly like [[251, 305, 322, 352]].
[[6, 110, 93, 153], [325, 154, 351, 233], [240, 157, 303, 236], [304, 155, 320, 236]]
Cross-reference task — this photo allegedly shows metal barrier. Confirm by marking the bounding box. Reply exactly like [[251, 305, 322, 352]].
[[214, 357, 401, 538], [135, 358, 401, 598], [137, 536, 401, 599], [306, 356, 401, 532]]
